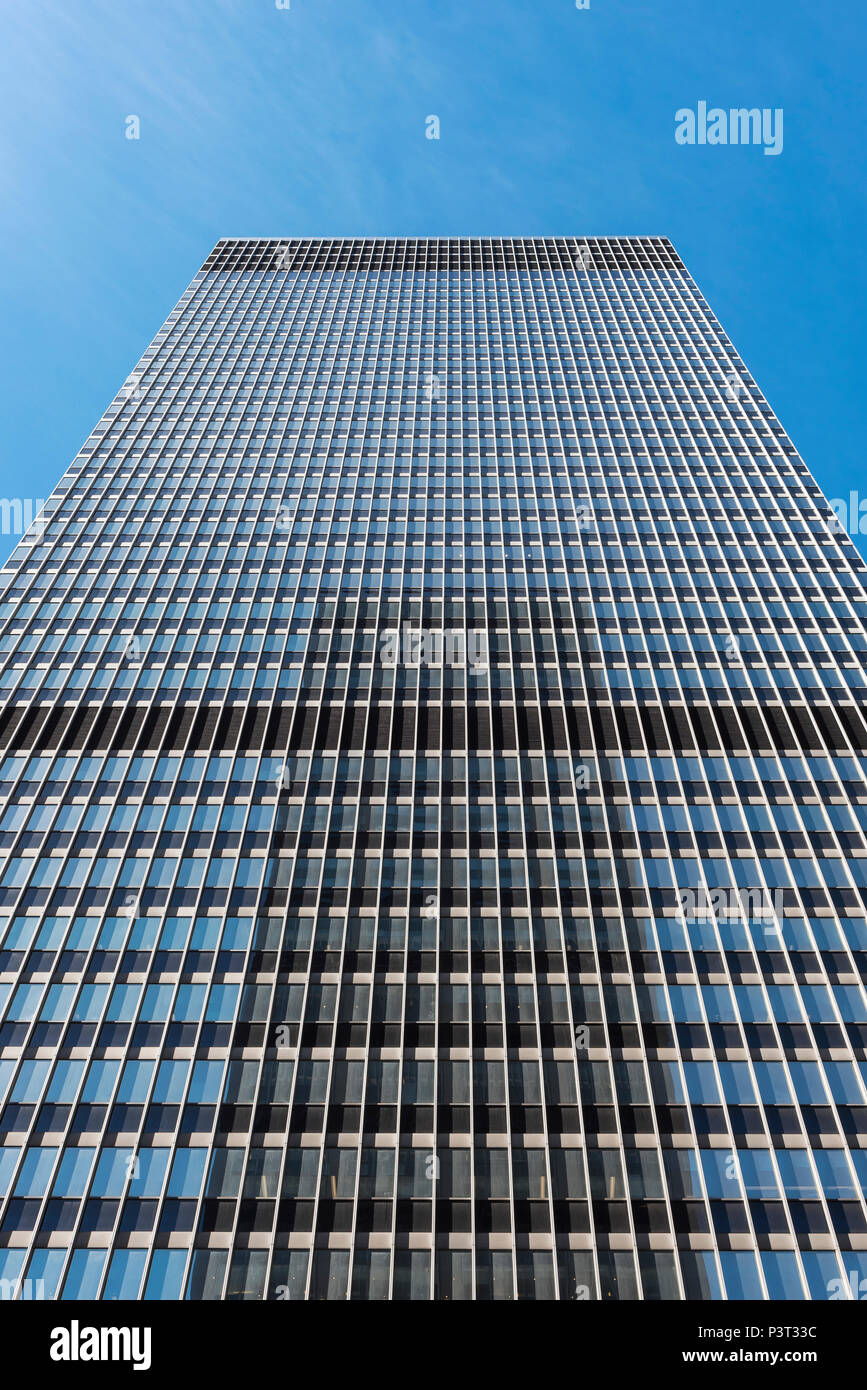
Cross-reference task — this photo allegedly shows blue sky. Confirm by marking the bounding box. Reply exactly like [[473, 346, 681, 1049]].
[[1, 0, 865, 563]]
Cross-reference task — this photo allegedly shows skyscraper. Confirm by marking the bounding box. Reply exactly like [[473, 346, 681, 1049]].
[[1, 235, 866, 1302]]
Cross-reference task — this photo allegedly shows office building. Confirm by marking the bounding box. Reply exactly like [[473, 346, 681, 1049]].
[[1, 237, 866, 1300]]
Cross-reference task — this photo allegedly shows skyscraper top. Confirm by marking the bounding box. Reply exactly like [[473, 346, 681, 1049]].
[[202, 235, 685, 275]]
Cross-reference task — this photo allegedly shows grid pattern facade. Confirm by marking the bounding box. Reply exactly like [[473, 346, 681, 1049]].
[[0, 236, 867, 1301]]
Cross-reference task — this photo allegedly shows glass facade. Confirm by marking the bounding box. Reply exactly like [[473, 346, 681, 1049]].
[[1, 236, 867, 1301]]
